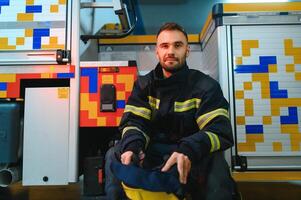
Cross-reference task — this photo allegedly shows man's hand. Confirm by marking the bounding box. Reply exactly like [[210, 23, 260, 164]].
[[161, 152, 191, 184], [120, 151, 145, 166], [120, 151, 134, 165]]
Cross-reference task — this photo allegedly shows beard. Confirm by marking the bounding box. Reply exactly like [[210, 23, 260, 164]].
[[160, 56, 186, 73]]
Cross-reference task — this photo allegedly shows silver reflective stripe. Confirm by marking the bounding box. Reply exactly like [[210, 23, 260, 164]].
[[148, 96, 160, 110], [122, 126, 150, 148], [124, 105, 151, 120], [0, 21, 66, 29], [205, 131, 221, 152], [174, 98, 201, 112], [196, 108, 229, 129]]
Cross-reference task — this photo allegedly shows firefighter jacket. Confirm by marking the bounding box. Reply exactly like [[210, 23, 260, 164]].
[[119, 63, 233, 163]]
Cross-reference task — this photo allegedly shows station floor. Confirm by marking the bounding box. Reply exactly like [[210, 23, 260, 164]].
[[1, 181, 301, 200]]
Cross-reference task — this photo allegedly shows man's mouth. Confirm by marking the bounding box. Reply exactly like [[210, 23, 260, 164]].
[[164, 57, 178, 62]]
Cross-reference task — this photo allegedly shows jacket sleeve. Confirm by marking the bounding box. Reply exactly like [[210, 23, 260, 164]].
[[177, 80, 234, 163], [118, 77, 152, 153]]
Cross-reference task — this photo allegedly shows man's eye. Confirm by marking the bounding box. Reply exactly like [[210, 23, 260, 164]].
[[175, 43, 182, 48], [161, 44, 169, 48]]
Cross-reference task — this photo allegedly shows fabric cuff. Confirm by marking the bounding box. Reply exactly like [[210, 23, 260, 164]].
[[123, 140, 144, 155], [176, 142, 197, 163]]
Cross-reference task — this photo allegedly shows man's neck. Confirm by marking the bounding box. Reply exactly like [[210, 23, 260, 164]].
[[162, 70, 172, 78], [161, 64, 186, 78]]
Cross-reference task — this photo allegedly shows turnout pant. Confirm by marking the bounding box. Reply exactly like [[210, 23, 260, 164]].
[[105, 143, 238, 200]]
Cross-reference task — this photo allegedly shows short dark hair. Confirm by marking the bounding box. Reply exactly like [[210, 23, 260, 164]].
[[156, 22, 188, 42]]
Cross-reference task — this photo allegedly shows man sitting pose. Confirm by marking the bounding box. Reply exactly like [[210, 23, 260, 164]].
[[105, 22, 237, 200]]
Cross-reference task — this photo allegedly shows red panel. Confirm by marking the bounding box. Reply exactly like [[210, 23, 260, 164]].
[[80, 77, 89, 93], [89, 93, 98, 102], [80, 110, 98, 127], [7, 82, 20, 98], [115, 83, 125, 91], [106, 114, 117, 126], [79, 65, 138, 127], [69, 65, 75, 73]]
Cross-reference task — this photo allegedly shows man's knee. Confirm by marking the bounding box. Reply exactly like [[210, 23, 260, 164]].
[[105, 146, 116, 161], [205, 151, 238, 200], [105, 146, 128, 200]]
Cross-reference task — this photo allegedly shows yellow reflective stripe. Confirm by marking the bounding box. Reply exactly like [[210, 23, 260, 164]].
[[174, 98, 201, 112], [148, 96, 160, 110], [205, 131, 221, 152], [124, 105, 151, 120], [197, 108, 229, 129], [121, 182, 179, 200], [122, 126, 150, 148]]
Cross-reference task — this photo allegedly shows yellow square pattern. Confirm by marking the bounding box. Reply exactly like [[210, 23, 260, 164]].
[[25, 29, 33, 37], [268, 64, 277, 73], [26, 0, 34, 5], [243, 82, 252, 90], [286, 64, 295, 72], [50, 5, 59, 13], [236, 57, 242, 65], [16, 37, 25, 45], [235, 90, 244, 99], [117, 91, 125, 100], [273, 142, 282, 152], [236, 116, 245, 125], [0, 74, 16, 82], [263, 116, 272, 125], [295, 72, 301, 81], [17, 13, 33, 21], [102, 75, 114, 84], [0, 91, 7, 98], [59, 0, 66, 5]]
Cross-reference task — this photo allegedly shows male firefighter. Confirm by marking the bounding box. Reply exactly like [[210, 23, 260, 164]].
[[105, 22, 237, 200]]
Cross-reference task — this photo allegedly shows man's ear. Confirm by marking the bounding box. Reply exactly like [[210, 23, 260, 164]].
[[155, 46, 159, 60], [186, 45, 190, 57]]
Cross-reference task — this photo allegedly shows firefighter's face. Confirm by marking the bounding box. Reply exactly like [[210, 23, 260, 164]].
[[156, 30, 190, 77]]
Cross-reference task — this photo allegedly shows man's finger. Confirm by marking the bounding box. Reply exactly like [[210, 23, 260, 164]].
[[138, 151, 145, 166], [183, 156, 191, 184], [121, 151, 133, 165], [161, 154, 176, 172], [177, 155, 184, 183], [123, 155, 132, 165]]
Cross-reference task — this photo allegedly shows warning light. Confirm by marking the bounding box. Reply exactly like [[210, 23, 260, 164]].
[[98, 67, 119, 73]]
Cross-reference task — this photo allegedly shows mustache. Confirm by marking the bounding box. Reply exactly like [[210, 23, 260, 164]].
[[163, 56, 178, 62]]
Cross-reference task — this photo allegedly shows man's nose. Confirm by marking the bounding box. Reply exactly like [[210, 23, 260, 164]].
[[167, 46, 176, 54]]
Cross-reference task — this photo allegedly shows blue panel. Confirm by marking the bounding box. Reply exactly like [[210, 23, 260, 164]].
[[26, 5, 42, 13], [33, 29, 50, 49], [0, 0, 9, 3], [33, 29, 49, 37], [116, 100, 126, 108], [246, 125, 263, 134], [81, 68, 98, 93], [234, 65, 268, 73], [0, 0, 9, 14], [0, 82, 7, 90], [270, 81, 288, 98], [280, 107, 298, 124], [235, 56, 276, 74], [57, 73, 74, 78], [260, 56, 276, 65]]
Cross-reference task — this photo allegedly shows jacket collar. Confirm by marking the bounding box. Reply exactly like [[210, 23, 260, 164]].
[[153, 63, 189, 84]]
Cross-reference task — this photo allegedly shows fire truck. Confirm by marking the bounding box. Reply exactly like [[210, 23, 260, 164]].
[[1, 0, 301, 198]]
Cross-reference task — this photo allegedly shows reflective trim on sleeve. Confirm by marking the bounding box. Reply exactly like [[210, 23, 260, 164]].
[[205, 131, 221, 152], [122, 126, 150, 148], [174, 98, 201, 112], [148, 96, 160, 110], [124, 105, 151, 120], [196, 108, 229, 129]]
